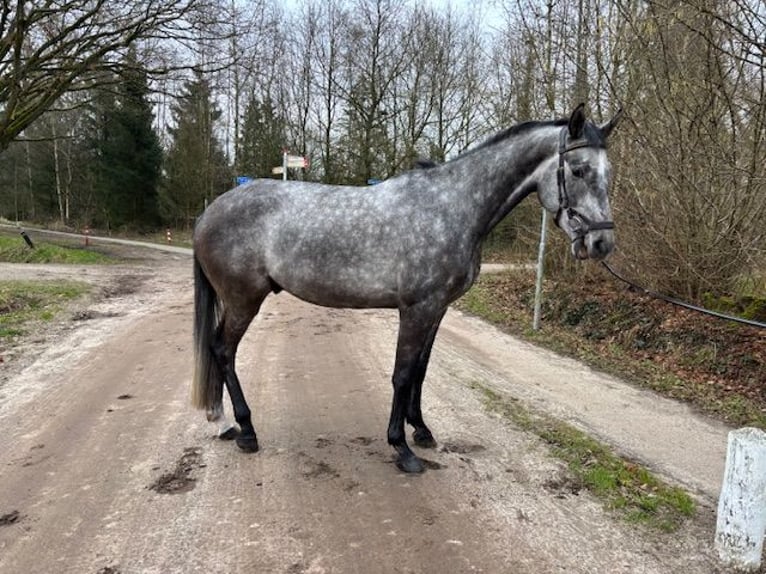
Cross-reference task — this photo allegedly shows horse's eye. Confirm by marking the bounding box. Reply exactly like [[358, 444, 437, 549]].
[[570, 166, 586, 178]]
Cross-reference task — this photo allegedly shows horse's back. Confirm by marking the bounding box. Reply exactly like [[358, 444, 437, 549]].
[[194, 177, 478, 309], [194, 179, 406, 307]]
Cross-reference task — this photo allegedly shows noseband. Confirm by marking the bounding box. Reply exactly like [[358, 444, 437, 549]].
[[556, 127, 614, 240]]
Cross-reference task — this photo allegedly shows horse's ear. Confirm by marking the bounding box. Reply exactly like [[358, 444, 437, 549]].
[[568, 103, 586, 139], [599, 107, 624, 139], [414, 158, 438, 170]]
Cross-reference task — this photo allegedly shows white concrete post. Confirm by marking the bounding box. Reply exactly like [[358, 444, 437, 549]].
[[715, 427, 766, 571]]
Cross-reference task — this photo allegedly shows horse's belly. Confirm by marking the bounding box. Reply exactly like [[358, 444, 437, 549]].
[[272, 268, 400, 309]]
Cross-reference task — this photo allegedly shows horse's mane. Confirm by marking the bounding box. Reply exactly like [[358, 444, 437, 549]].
[[414, 116, 602, 171], [468, 118, 569, 155]]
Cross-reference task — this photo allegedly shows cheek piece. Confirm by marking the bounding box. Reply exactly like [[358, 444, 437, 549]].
[[555, 127, 614, 243]]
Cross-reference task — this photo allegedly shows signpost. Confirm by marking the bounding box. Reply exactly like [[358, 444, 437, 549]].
[[276, 150, 309, 181]]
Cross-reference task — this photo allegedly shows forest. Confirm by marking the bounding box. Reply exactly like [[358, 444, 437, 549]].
[[0, 0, 763, 302]]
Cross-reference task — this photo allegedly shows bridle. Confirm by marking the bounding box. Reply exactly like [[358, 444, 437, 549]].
[[556, 127, 614, 240]]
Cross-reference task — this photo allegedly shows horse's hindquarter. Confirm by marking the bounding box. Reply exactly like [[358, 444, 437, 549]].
[[196, 179, 480, 309]]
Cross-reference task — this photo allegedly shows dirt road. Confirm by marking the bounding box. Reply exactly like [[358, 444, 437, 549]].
[[0, 246, 731, 573]]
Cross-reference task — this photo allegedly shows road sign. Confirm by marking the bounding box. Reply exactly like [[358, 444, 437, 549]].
[[285, 154, 309, 168], [278, 151, 309, 181], [236, 176, 253, 186]]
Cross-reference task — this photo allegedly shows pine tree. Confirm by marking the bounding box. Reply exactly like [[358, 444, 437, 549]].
[[90, 55, 163, 230], [117, 57, 163, 229], [238, 94, 286, 179], [161, 70, 231, 227]]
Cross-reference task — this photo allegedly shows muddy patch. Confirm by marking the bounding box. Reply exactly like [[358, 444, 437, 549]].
[[100, 275, 148, 299], [0, 510, 21, 526], [116, 394, 133, 400], [148, 447, 204, 495], [314, 437, 333, 448], [299, 453, 340, 479], [543, 474, 583, 498], [303, 460, 340, 479], [388, 455, 446, 470], [349, 436, 375, 446], [440, 440, 487, 455], [72, 310, 123, 321], [343, 479, 361, 492], [415, 505, 439, 526], [421, 458, 446, 470], [21, 454, 51, 467], [96, 566, 120, 574]]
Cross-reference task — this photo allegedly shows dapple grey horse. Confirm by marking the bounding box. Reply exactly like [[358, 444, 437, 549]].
[[192, 104, 622, 472]]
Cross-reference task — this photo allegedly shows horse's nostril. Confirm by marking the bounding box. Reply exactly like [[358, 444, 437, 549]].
[[591, 238, 609, 258]]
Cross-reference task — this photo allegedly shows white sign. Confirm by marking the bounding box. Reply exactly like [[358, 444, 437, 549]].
[[285, 155, 309, 168]]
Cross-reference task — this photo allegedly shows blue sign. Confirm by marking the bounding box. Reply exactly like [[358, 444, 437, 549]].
[[236, 176, 253, 186]]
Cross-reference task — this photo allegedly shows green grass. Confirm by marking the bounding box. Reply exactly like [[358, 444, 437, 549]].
[[0, 281, 89, 340], [458, 286, 507, 323], [0, 235, 113, 264], [469, 381, 696, 532]]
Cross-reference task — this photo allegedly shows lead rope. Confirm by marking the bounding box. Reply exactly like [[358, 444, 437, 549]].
[[601, 261, 766, 330]]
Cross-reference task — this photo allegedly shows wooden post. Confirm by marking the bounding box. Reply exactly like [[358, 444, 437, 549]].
[[715, 427, 766, 571]]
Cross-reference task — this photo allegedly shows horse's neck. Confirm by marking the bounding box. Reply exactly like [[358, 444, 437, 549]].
[[464, 125, 560, 239]]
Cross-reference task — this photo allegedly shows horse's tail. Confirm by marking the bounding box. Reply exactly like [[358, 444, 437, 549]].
[[191, 255, 222, 411]]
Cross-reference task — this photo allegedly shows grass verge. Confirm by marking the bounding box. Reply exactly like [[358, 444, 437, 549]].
[[0, 235, 113, 264], [0, 281, 89, 340], [468, 380, 695, 532]]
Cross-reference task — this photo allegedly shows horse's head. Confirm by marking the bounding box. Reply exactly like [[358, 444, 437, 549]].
[[540, 104, 622, 260]]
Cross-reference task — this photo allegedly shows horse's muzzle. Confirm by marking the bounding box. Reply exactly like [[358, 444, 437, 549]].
[[571, 231, 614, 260]]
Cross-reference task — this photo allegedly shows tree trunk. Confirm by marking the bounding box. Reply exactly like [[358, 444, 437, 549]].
[[51, 119, 65, 225]]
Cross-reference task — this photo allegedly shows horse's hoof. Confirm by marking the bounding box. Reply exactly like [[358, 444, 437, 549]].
[[236, 435, 259, 453], [396, 454, 425, 474], [413, 429, 437, 449], [218, 425, 239, 441]]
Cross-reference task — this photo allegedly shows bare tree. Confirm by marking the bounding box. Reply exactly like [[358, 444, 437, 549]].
[[430, 7, 488, 158], [0, 0, 229, 151], [605, 0, 766, 298], [309, 0, 346, 183], [335, 0, 411, 183]]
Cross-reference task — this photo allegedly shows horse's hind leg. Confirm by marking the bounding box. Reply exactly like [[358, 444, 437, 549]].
[[388, 304, 445, 473], [203, 361, 236, 440], [206, 400, 238, 440], [212, 297, 266, 453], [406, 311, 445, 449]]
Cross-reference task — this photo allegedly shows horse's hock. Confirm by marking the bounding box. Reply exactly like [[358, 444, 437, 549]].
[[715, 427, 766, 571]]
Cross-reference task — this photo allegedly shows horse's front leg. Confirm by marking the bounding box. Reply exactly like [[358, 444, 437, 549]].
[[388, 304, 445, 473], [406, 311, 446, 449]]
